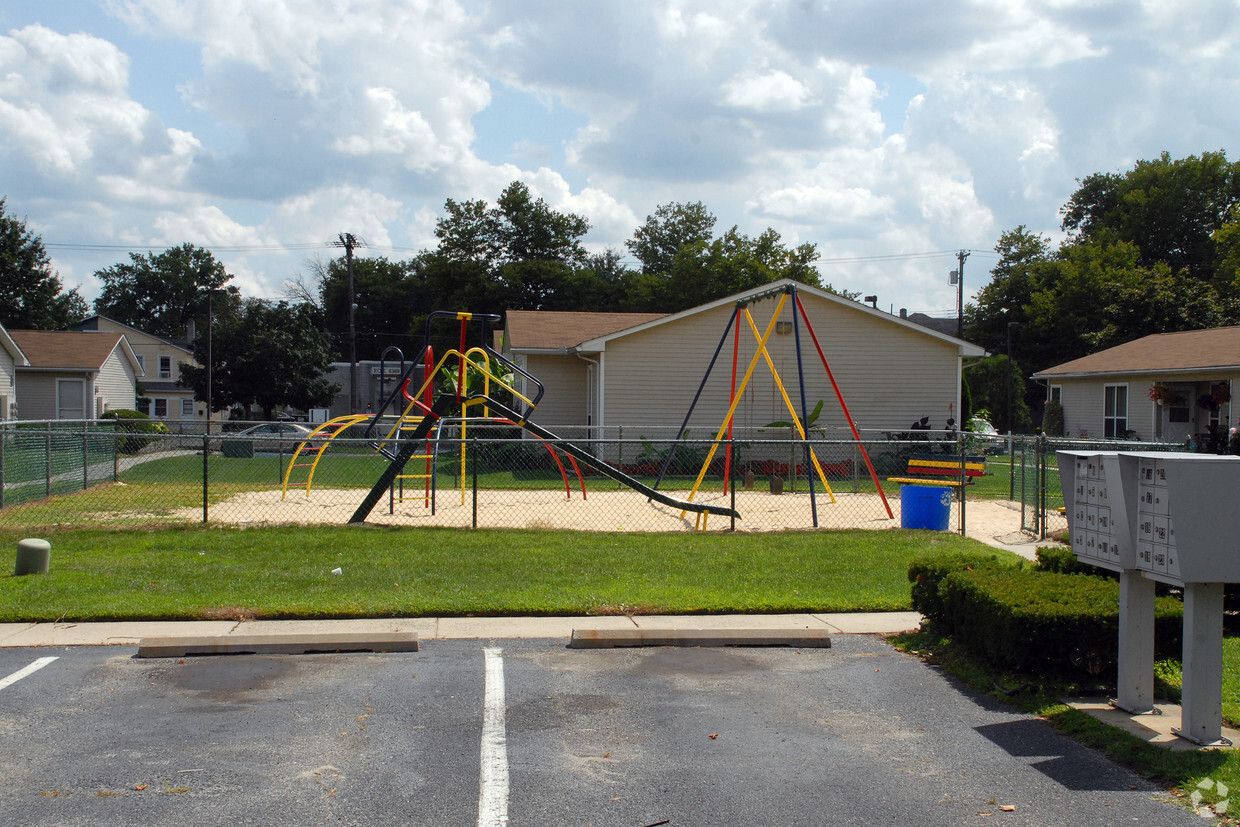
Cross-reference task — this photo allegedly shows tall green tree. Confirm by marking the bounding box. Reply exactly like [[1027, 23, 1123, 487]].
[[178, 299, 337, 420], [316, 255, 427, 361], [94, 243, 235, 339], [1060, 150, 1240, 279], [626, 201, 716, 275], [435, 181, 590, 268], [964, 354, 1032, 434], [0, 197, 88, 329]]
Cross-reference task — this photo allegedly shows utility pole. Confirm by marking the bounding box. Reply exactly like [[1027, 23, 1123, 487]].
[[334, 233, 360, 413], [955, 249, 969, 339]]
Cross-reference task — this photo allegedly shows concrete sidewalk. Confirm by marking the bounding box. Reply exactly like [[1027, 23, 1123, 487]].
[[0, 611, 921, 649]]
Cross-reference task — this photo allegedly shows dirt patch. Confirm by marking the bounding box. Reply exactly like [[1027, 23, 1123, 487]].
[[177, 485, 1036, 545]]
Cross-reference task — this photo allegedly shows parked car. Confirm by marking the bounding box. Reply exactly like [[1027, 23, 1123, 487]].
[[229, 422, 322, 455], [966, 417, 1004, 453]]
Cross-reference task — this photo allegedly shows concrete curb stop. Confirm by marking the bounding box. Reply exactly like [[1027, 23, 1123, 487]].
[[136, 631, 420, 658], [568, 627, 832, 649]]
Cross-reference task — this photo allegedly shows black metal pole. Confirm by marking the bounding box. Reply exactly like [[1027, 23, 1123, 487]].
[[202, 433, 209, 523]]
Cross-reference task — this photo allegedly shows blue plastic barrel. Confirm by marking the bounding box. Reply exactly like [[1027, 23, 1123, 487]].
[[900, 485, 952, 531]]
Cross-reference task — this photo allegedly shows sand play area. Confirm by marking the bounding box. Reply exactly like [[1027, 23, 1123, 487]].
[[183, 485, 1046, 551]]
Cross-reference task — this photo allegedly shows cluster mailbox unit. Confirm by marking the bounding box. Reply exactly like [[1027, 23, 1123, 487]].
[[1059, 450, 1240, 745]]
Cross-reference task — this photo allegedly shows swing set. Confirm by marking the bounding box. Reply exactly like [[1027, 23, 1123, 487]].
[[654, 282, 895, 529]]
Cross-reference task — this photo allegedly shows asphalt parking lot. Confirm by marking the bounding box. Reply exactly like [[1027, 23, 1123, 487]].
[[0, 635, 1204, 826]]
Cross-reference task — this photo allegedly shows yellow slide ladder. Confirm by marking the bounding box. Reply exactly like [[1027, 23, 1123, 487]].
[[281, 414, 371, 498]]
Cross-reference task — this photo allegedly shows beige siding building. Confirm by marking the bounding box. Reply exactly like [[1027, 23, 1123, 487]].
[[73, 317, 200, 426], [1033, 327, 1240, 447], [0, 323, 29, 420], [9, 330, 142, 420], [505, 281, 984, 452]]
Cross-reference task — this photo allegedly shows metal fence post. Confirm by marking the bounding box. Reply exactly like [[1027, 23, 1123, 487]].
[[82, 420, 89, 491], [113, 421, 120, 481], [1009, 438, 1016, 500], [730, 437, 736, 531], [45, 422, 51, 499], [1019, 440, 1027, 531], [471, 435, 478, 529], [0, 426, 6, 510], [202, 433, 209, 524], [959, 435, 967, 536], [1038, 434, 1048, 539]]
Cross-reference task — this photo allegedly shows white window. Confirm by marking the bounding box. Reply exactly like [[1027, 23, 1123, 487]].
[[1104, 384, 1128, 439], [153, 398, 168, 419], [137, 398, 150, 416], [57, 379, 87, 420], [159, 356, 172, 379], [1049, 385, 1062, 403], [181, 398, 196, 418]]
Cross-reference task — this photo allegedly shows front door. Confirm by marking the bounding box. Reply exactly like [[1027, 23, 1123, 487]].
[[1161, 383, 1197, 444], [56, 378, 87, 420]]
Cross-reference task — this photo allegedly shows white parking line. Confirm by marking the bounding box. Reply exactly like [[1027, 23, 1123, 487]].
[[478, 647, 509, 827], [0, 656, 59, 691]]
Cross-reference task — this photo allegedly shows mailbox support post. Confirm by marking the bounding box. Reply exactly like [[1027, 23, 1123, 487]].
[[1175, 582, 1228, 746], [1114, 568, 1156, 714]]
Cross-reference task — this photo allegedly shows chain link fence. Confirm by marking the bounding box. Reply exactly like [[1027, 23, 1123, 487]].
[[1, 419, 1058, 535], [1008, 435, 1189, 540]]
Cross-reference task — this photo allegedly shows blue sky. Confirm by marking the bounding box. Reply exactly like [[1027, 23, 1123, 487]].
[[1, 0, 1238, 317]]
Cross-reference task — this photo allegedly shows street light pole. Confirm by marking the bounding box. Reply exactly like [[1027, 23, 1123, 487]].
[[336, 233, 360, 414]]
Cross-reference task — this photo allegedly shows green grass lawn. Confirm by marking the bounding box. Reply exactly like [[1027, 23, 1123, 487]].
[[0, 524, 998, 621]]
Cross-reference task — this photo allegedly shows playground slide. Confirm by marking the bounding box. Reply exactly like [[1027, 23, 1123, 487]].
[[348, 394, 740, 525]]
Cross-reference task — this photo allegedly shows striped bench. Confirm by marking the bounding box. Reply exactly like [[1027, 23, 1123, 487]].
[[887, 453, 986, 488]]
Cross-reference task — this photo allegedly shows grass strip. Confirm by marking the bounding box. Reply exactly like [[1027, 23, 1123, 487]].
[[0, 525, 1012, 621]]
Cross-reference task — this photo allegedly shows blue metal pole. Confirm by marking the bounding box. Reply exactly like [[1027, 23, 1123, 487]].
[[791, 287, 818, 527]]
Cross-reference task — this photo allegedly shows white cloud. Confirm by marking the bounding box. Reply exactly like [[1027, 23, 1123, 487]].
[[0, 0, 1237, 316], [721, 68, 813, 112]]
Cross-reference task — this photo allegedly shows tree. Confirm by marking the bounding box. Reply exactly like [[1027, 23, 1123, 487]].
[[1061, 150, 1240, 280], [317, 255, 428, 361], [964, 355, 1032, 434], [94, 243, 235, 340], [663, 225, 822, 311], [434, 181, 590, 268], [178, 299, 337, 420], [626, 201, 716, 275], [0, 197, 89, 329]]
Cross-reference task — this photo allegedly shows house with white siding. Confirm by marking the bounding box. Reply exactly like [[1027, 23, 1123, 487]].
[[504, 280, 985, 454], [72, 316, 200, 426], [9, 330, 143, 420], [0, 322, 29, 420], [1032, 326, 1240, 447]]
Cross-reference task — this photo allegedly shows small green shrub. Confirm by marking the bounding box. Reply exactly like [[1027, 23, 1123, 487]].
[[1041, 401, 1064, 437], [100, 409, 170, 454], [908, 551, 1019, 627], [1033, 545, 1113, 577], [938, 568, 1182, 677]]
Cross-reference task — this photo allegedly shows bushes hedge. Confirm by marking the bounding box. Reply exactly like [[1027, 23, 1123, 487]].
[[100, 409, 169, 454], [908, 551, 1018, 626], [940, 569, 1183, 676], [909, 551, 1183, 678]]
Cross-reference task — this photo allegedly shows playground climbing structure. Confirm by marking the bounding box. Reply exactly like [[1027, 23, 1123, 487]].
[[279, 311, 739, 527]]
